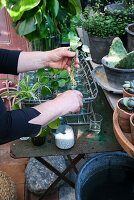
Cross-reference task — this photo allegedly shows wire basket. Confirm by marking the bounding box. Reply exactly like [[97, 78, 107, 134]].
[[19, 53, 98, 125]]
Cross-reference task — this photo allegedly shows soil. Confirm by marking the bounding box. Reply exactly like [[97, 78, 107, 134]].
[[129, 25, 134, 33], [119, 101, 134, 113], [124, 88, 134, 94]]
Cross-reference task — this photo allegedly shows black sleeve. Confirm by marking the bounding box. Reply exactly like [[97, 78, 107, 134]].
[[0, 49, 21, 75], [0, 97, 41, 145]]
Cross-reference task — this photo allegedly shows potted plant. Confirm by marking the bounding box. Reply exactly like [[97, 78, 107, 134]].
[[123, 80, 134, 97], [80, 6, 129, 64], [125, 23, 134, 52], [130, 113, 134, 144], [116, 97, 134, 133], [101, 37, 134, 90], [0, 74, 61, 146]]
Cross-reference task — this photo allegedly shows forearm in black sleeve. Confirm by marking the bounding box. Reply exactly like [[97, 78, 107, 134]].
[[0, 103, 41, 145], [0, 49, 21, 75]]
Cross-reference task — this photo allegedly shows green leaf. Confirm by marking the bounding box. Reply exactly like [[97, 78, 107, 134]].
[[51, 81, 59, 90], [82, 45, 90, 53], [48, 0, 59, 18], [41, 77, 49, 85], [48, 68, 54, 76], [12, 104, 20, 110], [40, 127, 50, 137], [0, 0, 6, 9], [48, 118, 60, 129], [68, 0, 82, 15], [58, 79, 66, 87], [7, 0, 41, 22], [37, 68, 45, 78], [17, 16, 36, 36], [59, 70, 69, 78], [41, 87, 51, 96]]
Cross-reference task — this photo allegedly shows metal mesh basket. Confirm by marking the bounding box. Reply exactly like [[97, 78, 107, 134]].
[[19, 53, 98, 125]]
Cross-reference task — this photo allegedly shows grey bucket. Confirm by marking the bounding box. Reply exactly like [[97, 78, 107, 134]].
[[75, 152, 134, 200], [89, 35, 115, 64], [125, 23, 134, 52], [101, 55, 134, 90]]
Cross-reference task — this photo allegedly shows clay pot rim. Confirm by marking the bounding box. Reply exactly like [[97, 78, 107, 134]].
[[123, 88, 134, 97], [117, 98, 133, 116], [130, 114, 134, 126]]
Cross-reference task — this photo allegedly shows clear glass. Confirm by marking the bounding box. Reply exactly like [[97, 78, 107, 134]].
[[89, 113, 103, 135]]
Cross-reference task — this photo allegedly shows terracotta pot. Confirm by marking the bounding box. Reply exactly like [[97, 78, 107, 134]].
[[116, 98, 133, 133], [130, 114, 134, 144], [123, 88, 134, 98]]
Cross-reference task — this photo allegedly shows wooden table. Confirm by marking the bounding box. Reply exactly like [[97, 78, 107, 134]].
[[10, 87, 122, 199]]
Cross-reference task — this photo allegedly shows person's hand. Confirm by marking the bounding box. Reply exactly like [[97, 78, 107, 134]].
[[54, 90, 83, 115], [45, 47, 79, 71]]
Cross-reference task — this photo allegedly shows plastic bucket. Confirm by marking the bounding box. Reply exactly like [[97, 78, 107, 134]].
[[75, 152, 134, 200]]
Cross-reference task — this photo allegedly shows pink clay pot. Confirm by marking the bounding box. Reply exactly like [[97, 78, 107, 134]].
[[130, 114, 134, 144], [116, 98, 133, 133], [123, 88, 134, 98]]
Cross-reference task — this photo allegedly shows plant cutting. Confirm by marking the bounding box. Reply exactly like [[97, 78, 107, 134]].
[[102, 37, 134, 90], [79, 4, 130, 63], [116, 97, 134, 133], [123, 80, 134, 97], [68, 31, 90, 88]]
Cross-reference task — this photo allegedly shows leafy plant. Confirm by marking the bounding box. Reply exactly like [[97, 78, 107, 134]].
[[36, 68, 70, 97], [123, 80, 134, 94], [2, 0, 82, 41], [1, 74, 61, 136], [120, 97, 134, 110], [81, 8, 131, 37], [106, 37, 134, 69]]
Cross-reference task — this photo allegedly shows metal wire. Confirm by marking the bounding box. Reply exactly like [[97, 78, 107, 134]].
[[18, 53, 98, 125]]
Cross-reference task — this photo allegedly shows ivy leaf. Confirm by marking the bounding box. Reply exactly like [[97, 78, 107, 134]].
[[58, 79, 66, 87], [17, 16, 36, 36], [41, 87, 51, 96], [82, 45, 90, 53], [48, 118, 60, 129]]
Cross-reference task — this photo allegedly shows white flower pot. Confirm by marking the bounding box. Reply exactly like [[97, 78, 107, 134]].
[[55, 125, 74, 149]]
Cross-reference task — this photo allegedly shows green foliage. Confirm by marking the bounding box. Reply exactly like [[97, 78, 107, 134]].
[[4, 0, 82, 41], [81, 8, 131, 38], [48, 118, 60, 129], [1, 74, 42, 108], [115, 51, 134, 69], [123, 80, 134, 94], [106, 37, 127, 67], [120, 97, 134, 110]]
